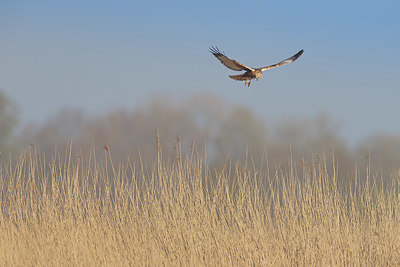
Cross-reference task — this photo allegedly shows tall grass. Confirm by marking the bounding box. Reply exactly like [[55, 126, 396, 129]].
[[0, 144, 399, 266]]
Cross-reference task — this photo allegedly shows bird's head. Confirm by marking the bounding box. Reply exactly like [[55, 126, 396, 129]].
[[255, 69, 262, 80]]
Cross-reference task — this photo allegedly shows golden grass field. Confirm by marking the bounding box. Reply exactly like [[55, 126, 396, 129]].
[[0, 144, 399, 266]]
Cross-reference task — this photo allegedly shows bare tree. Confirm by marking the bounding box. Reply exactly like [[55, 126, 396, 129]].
[[357, 134, 400, 182], [17, 93, 400, 186], [0, 90, 18, 153]]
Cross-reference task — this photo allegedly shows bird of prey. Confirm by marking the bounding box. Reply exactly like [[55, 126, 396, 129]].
[[210, 47, 304, 86]]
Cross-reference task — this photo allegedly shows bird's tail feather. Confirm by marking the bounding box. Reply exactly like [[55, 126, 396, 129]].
[[229, 74, 249, 81]]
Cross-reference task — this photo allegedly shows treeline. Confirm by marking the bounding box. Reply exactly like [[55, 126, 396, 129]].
[[1, 91, 400, 183]]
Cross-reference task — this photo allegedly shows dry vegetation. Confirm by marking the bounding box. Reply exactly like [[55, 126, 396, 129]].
[[0, 142, 399, 266]]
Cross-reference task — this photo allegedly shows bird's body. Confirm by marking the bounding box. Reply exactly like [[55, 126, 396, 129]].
[[210, 47, 303, 86]]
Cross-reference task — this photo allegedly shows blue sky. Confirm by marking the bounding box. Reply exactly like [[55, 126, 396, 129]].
[[1, 1, 399, 145]]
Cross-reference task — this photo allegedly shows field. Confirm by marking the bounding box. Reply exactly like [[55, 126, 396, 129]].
[[0, 144, 399, 266]]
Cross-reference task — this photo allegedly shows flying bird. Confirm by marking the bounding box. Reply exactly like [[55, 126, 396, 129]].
[[210, 47, 304, 86]]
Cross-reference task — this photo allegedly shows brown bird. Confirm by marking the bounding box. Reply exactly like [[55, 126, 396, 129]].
[[210, 47, 304, 86]]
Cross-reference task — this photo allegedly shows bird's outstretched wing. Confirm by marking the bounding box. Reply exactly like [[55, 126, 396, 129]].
[[210, 46, 254, 71], [260, 49, 304, 72]]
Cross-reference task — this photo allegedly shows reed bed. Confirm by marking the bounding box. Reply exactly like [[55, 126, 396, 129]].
[[0, 145, 399, 266]]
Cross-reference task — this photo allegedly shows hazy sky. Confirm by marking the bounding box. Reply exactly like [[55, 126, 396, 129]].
[[1, 1, 399, 145]]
